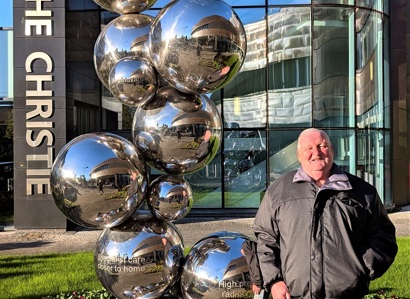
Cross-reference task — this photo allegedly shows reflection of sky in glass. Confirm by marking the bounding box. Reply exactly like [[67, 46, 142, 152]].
[[235, 8, 265, 25], [269, 0, 311, 4], [226, 0, 265, 5], [64, 139, 117, 179], [193, 237, 244, 281]]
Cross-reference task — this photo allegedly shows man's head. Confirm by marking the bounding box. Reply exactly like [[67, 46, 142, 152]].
[[297, 128, 334, 184]]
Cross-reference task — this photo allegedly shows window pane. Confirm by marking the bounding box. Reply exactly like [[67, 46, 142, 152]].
[[269, 0, 311, 4], [313, 0, 353, 4], [327, 129, 356, 174], [267, 7, 312, 128], [356, 10, 384, 129], [312, 7, 355, 128], [357, 129, 390, 205], [67, 0, 99, 11], [225, 0, 266, 6], [224, 130, 266, 208], [185, 153, 223, 208], [383, 19, 390, 129], [357, 0, 384, 13], [223, 8, 267, 128]]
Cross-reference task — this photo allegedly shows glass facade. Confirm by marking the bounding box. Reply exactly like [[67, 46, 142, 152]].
[[43, 1, 393, 211]]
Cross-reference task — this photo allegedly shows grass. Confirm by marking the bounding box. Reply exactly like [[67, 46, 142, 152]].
[[0, 238, 408, 299], [0, 252, 101, 299], [367, 237, 410, 298]]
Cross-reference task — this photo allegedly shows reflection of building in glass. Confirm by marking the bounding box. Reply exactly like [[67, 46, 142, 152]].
[[90, 158, 132, 188], [132, 235, 164, 263], [222, 256, 248, 283], [192, 15, 242, 49]]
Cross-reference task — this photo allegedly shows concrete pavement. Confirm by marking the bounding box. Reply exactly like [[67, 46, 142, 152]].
[[0, 206, 408, 256]]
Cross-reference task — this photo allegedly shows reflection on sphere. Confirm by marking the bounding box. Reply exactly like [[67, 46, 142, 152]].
[[132, 86, 222, 174], [148, 174, 193, 221], [94, 213, 184, 299], [50, 133, 148, 229], [109, 57, 157, 107], [181, 232, 254, 299], [94, 14, 154, 89], [148, 0, 246, 94], [93, 0, 158, 14]]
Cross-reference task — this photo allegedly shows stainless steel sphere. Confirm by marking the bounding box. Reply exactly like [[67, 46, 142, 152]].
[[109, 57, 158, 107], [181, 232, 254, 299], [147, 174, 193, 221], [132, 86, 222, 174], [94, 13, 154, 89], [148, 0, 247, 94], [94, 212, 185, 299], [50, 133, 148, 229], [93, 0, 157, 14]]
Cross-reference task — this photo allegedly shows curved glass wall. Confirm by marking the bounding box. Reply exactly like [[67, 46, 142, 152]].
[[97, 1, 392, 208]]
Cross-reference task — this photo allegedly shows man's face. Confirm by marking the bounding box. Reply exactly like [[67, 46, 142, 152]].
[[297, 130, 334, 180]]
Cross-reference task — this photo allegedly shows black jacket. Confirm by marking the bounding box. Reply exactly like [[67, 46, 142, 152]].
[[253, 164, 397, 299]]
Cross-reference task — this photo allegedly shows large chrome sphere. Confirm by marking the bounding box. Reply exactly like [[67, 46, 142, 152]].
[[132, 86, 222, 174], [94, 13, 154, 89], [148, 0, 247, 94], [94, 212, 185, 299], [109, 57, 158, 107], [50, 133, 148, 229], [181, 232, 254, 299], [93, 0, 157, 14], [147, 174, 193, 222]]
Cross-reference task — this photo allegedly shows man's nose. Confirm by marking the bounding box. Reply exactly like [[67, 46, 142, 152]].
[[311, 146, 321, 155]]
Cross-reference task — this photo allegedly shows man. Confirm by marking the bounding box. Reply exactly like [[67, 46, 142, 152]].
[[253, 128, 397, 299]]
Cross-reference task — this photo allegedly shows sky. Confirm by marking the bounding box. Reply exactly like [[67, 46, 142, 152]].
[[0, 1, 12, 27], [0, 1, 12, 98]]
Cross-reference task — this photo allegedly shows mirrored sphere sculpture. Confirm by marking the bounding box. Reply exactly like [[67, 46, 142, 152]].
[[94, 13, 154, 89], [50, 133, 148, 229], [93, 0, 157, 14], [132, 86, 222, 174], [147, 174, 193, 221], [109, 57, 158, 107], [148, 0, 247, 94], [94, 212, 185, 299], [181, 231, 254, 299]]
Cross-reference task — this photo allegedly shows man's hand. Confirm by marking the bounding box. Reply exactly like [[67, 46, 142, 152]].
[[252, 284, 261, 294], [270, 281, 291, 299]]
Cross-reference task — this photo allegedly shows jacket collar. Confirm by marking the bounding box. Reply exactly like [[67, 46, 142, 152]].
[[293, 163, 352, 191]]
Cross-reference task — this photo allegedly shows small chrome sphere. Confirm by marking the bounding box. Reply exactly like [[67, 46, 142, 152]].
[[94, 13, 154, 89], [50, 133, 148, 229], [181, 231, 254, 299], [132, 86, 222, 174], [93, 0, 158, 14], [109, 57, 158, 107], [148, 0, 247, 94], [94, 212, 185, 299], [147, 174, 193, 221]]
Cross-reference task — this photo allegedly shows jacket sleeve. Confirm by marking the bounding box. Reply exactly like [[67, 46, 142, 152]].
[[252, 187, 283, 289], [363, 191, 398, 279], [241, 240, 264, 287], [361, 191, 398, 280]]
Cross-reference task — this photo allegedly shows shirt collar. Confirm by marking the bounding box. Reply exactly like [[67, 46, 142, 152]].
[[293, 163, 352, 191]]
